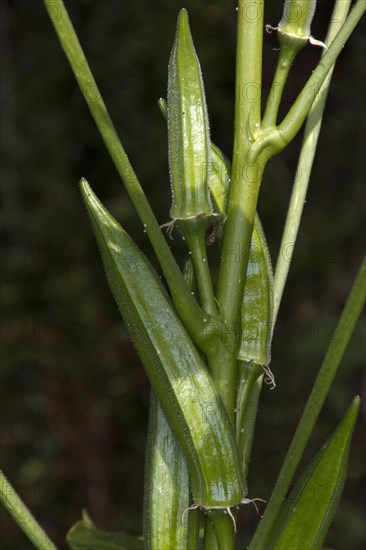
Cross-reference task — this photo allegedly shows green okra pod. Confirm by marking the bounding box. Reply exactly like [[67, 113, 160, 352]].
[[143, 393, 198, 550], [207, 145, 274, 367], [238, 215, 273, 368], [167, 9, 214, 233], [81, 178, 245, 510], [276, 0, 324, 53]]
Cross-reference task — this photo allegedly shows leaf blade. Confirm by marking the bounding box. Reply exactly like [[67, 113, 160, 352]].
[[270, 397, 360, 549]]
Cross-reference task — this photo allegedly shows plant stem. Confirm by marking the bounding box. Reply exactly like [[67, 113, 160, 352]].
[[0, 470, 58, 550], [249, 257, 366, 549], [184, 229, 218, 318], [217, 0, 264, 325], [205, 510, 236, 550], [43, 0, 212, 351], [213, 0, 264, 412], [205, 6, 264, 547], [203, 520, 218, 550], [261, 47, 297, 130], [272, 0, 352, 325], [273, 0, 365, 152]]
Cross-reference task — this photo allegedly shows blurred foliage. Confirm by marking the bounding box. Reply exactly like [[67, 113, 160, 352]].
[[0, 1, 365, 548]]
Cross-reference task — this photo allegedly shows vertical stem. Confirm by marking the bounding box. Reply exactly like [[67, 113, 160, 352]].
[[203, 520, 218, 550], [261, 48, 297, 130], [205, 510, 236, 550], [0, 470, 58, 550], [249, 257, 366, 549], [217, 0, 264, 327], [272, 0, 353, 325], [213, 0, 265, 415], [205, 5, 264, 547], [185, 229, 218, 318]]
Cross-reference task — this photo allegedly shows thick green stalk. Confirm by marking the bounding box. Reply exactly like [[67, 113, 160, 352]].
[[214, 0, 265, 410], [43, 0, 211, 350], [249, 257, 366, 549], [203, 4, 264, 547], [203, 522, 218, 550], [273, 0, 352, 324], [0, 470, 57, 550], [205, 510, 236, 550], [217, 0, 264, 324]]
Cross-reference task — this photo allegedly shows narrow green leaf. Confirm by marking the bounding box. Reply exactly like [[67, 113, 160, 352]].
[[80, 178, 245, 509], [67, 510, 143, 550], [43, 0, 209, 354], [0, 470, 58, 550], [249, 258, 365, 550], [270, 397, 360, 549]]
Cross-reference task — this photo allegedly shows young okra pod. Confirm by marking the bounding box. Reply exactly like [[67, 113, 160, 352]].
[[81, 178, 245, 510], [167, 8, 215, 235], [143, 393, 198, 550], [208, 145, 273, 368], [276, 0, 324, 53]]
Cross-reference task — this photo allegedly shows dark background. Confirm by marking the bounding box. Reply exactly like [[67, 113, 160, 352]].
[[1, 1, 365, 548]]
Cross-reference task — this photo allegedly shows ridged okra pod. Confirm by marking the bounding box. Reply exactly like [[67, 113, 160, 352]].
[[167, 9, 219, 317], [278, 0, 317, 50], [167, 8, 214, 235], [81, 178, 245, 510], [208, 145, 273, 367], [143, 261, 198, 550], [208, 145, 274, 467], [143, 393, 198, 550]]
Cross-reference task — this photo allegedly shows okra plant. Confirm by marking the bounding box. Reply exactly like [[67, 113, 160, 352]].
[[1, 1, 365, 548]]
